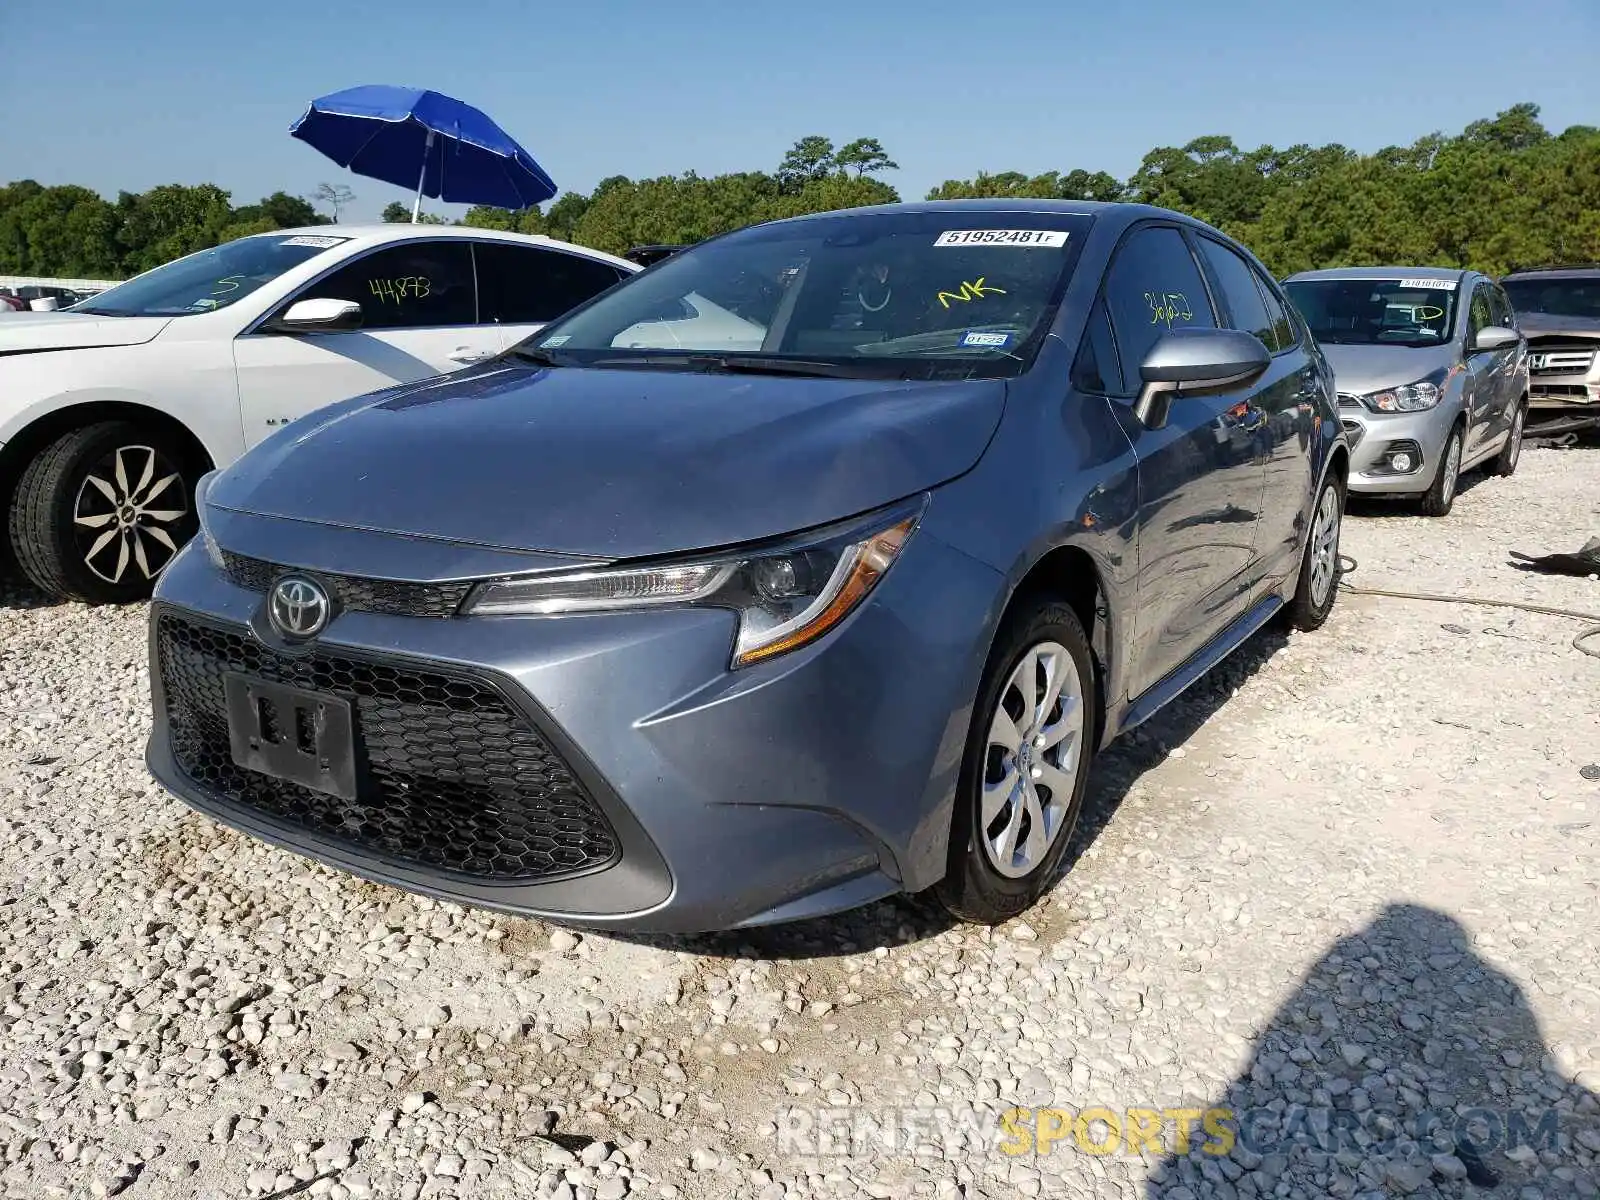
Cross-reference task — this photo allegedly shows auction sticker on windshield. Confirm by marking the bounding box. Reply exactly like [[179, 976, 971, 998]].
[[1398, 277, 1457, 290], [934, 230, 1069, 248], [961, 331, 1012, 348], [281, 235, 350, 249]]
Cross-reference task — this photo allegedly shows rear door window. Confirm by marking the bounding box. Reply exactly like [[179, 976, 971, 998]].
[[296, 241, 476, 330], [474, 243, 630, 324], [1253, 272, 1298, 352], [1194, 236, 1274, 348], [1101, 226, 1218, 392]]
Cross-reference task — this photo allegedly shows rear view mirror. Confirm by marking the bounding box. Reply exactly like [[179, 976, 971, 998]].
[[1473, 325, 1519, 353], [271, 298, 363, 333], [1134, 328, 1271, 428]]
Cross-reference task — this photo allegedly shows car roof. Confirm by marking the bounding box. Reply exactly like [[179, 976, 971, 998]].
[[761, 198, 1208, 228], [1502, 264, 1600, 279], [1284, 266, 1470, 282], [253, 224, 637, 271]]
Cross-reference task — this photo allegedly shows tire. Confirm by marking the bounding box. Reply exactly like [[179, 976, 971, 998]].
[[1288, 471, 1343, 632], [936, 598, 1098, 924], [1419, 423, 1464, 518], [1491, 400, 1527, 477], [8, 421, 201, 603]]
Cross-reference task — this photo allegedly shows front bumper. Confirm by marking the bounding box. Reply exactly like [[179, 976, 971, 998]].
[[145, 527, 1002, 934], [1336, 399, 1458, 495]]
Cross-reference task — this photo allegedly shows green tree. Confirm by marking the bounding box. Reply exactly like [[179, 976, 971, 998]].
[[835, 137, 898, 177], [230, 191, 325, 229], [777, 136, 837, 192]]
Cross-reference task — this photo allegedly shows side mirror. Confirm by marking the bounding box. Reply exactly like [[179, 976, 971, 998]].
[[1473, 325, 1519, 353], [1134, 328, 1271, 429], [270, 298, 362, 334]]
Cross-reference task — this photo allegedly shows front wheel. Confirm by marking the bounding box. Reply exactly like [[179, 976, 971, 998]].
[[936, 599, 1098, 924], [1419, 424, 1463, 517], [8, 421, 200, 603]]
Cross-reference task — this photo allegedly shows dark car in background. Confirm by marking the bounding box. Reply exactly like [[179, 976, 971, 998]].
[[1500, 264, 1600, 435], [147, 201, 1346, 934]]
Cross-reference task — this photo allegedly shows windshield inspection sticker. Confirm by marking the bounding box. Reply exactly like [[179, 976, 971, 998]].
[[280, 235, 350, 249], [541, 335, 571, 347], [935, 230, 1069, 248], [1398, 277, 1457, 290], [962, 331, 1012, 348]]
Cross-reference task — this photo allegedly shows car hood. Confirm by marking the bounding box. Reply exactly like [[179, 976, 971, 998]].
[[1319, 343, 1458, 397], [208, 362, 1007, 560], [1517, 313, 1600, 340], [0, 312, 172, 353]]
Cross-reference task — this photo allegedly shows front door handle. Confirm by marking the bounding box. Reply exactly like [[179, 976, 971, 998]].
[[448, 346, 495, 365]]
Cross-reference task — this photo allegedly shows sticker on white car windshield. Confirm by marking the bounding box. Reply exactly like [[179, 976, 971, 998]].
[[280, 235, 350, 249], [1398, 277, 1457, 290], [934, 230, 1069, 248], [961, 331, 1012, 348]]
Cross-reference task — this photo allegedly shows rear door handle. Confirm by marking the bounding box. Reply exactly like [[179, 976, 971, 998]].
[[448, 346, 495, 365]]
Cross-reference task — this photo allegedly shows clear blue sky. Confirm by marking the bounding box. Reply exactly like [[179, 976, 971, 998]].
[[3, 0, 1596, 222]]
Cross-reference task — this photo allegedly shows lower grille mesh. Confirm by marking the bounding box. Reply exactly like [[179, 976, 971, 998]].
[[156, 613, 618, 881]]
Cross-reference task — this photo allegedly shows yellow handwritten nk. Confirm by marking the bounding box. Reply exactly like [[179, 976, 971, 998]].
[[937, 277, 1006, 309]]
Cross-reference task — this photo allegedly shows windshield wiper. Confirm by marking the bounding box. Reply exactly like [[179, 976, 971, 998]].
[[591, 353, 889, 379], [512, 347, 569, 367], [68, 306, 127, 317]]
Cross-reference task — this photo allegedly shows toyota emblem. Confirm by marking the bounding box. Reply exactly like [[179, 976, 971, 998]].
[[268, 575, 331, 639]]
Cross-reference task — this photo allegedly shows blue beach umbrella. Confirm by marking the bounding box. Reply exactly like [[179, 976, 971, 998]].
[[291, 85, 556, 221]]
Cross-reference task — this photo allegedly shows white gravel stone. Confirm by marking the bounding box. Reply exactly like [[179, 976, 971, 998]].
[[1, 446, 1597, 1199]]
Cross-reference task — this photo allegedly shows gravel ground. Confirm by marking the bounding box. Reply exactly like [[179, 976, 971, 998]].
[[2, 446, 1598, 1200]]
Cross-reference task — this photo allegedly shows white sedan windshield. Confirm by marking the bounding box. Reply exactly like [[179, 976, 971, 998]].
[[74, 234, 351, 318]]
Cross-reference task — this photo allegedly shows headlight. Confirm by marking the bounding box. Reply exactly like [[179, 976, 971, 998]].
[[194, 471, 224, 569], [1361, 373, 1447, 412], [464, 500, 924, 668]]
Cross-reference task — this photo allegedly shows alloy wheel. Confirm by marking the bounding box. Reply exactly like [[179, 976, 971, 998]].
[[980, 641, 1085, 879], [1507, 408, 1524, 470], [1309, 483, 1341, 607], [72, 445, 189, 584], [1440, 435, 1462, 504]]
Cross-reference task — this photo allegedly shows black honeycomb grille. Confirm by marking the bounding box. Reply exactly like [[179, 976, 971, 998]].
[[156, 613, 618, 881], [221, 551, 472, 618]]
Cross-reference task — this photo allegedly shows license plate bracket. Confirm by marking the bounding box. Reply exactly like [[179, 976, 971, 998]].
[[223, 673, 357, 800]]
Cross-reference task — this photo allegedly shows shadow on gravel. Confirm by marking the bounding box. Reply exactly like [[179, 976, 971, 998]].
[[0, 576, 60, 610], [621, 617, 1294, 962], [1145, 903, 1600, 1199]]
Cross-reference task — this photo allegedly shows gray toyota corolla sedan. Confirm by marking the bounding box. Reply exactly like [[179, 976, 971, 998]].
[[147, 201, 1347, 933], [1282, 268, 1528, 516]]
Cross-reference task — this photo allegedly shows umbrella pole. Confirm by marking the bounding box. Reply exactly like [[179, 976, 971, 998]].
[[411, 129, 435, 223]]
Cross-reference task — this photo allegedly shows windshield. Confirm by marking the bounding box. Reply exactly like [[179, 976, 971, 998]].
[[72, 233, 352, 318], [1283, 277, 1460, 348], [520, 211, 1094, 379], [1502, 276, 1600, 320]]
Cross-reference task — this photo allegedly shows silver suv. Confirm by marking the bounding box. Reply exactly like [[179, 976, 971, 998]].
[[1500, 265, 1600, 436], [1283, 268, 1528, 516]]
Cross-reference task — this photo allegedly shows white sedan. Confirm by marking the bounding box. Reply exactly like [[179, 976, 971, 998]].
[[0, 225, 636, 602]]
